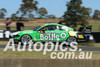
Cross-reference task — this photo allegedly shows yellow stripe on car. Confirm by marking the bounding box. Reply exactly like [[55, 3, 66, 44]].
[[78, 35, 84, 39]]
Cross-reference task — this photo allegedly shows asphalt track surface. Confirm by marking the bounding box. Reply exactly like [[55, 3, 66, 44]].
[[0, 39, 100, 51], [0, 45, 100, 51]]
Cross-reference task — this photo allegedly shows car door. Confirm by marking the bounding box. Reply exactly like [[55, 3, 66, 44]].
[[57, 26, 70, 41], [36, 25, 58, 41]]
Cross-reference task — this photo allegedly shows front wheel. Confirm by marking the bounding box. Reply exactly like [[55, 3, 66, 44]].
[[21, 35, 32, 44]]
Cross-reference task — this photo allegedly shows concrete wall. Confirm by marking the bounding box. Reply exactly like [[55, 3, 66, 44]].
[[0, 58, 100, 67]]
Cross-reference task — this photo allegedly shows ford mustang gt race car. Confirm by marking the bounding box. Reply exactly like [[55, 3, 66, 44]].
[[10, 23, 87, 44]]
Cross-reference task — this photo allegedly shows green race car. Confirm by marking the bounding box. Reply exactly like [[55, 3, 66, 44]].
[[11, 23, 85, 44]]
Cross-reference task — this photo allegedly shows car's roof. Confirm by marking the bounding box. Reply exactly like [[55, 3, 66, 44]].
[[44, 23, 65, 26], [36, 23, 73, 31]]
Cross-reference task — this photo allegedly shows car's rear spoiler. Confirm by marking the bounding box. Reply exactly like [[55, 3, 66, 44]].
[[78, 25, 92, 33]]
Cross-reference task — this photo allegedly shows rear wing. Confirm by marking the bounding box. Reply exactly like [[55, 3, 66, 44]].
[[78, 25, 92, 33]]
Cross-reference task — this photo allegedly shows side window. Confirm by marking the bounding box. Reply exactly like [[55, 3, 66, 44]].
[[59, 26, 69, 31], [48, 25, 57, 30], [59, 26, 64, 31], [39, 25, 57, 31], [39, 26, 49, 31]]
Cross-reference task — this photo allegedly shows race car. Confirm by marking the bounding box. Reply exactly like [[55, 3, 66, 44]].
[[10, 23, 86, 44]]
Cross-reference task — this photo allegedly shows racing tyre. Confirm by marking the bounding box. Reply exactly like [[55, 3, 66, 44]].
[[66, 37, 77, 45]]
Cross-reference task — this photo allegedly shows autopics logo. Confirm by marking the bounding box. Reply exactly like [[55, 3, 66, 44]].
[[3, 32, 93, 59]]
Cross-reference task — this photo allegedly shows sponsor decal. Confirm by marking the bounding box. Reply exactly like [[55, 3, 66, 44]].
[[40, 32, 66, 40]]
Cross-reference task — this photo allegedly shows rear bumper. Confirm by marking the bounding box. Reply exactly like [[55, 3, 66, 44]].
[[10, 35, 20, 43], [77, 34, 94, 42]]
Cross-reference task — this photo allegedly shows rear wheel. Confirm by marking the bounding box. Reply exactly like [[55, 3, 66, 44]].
[[21, 35, 32, 44], [66, 37, 77, 45]]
